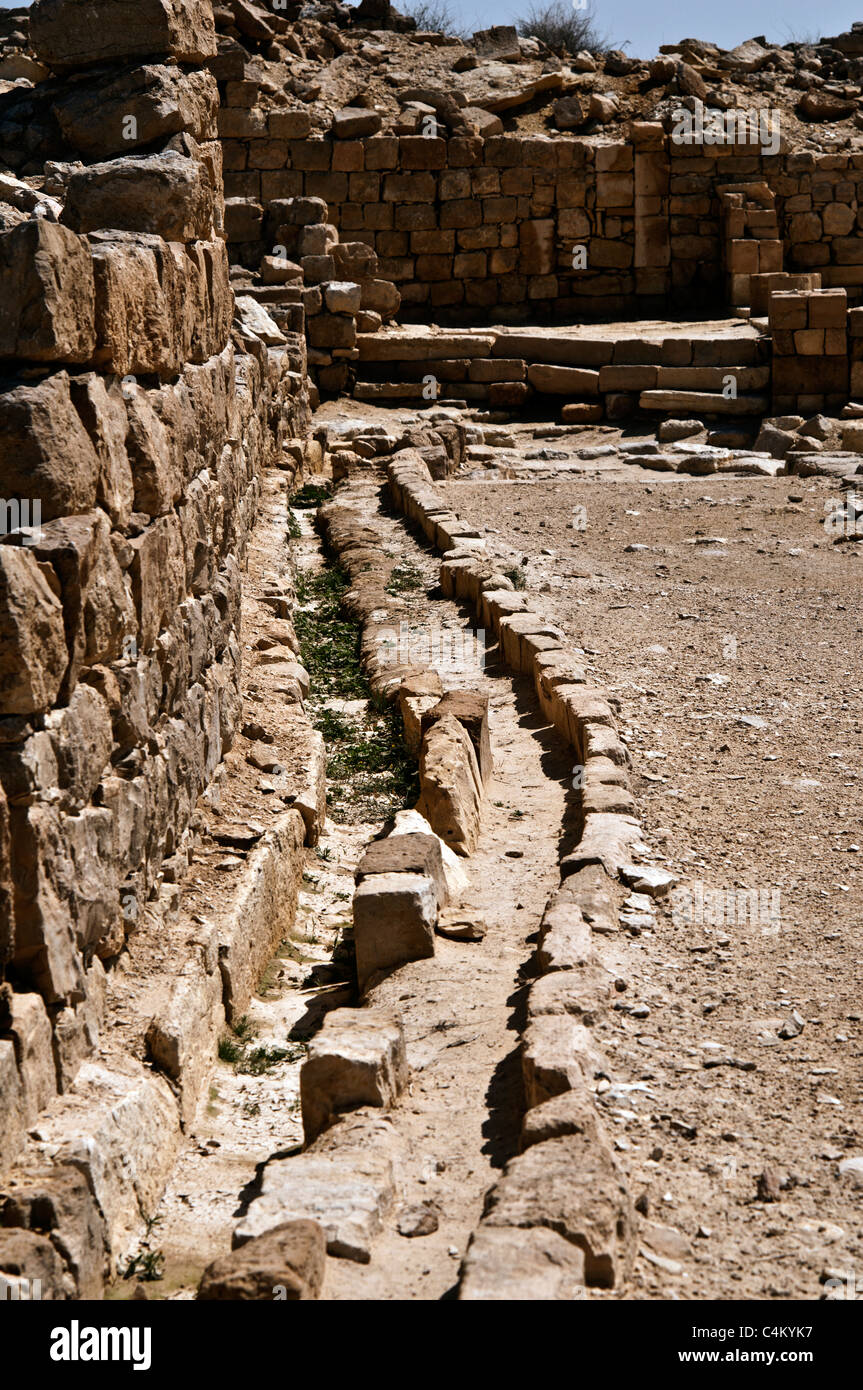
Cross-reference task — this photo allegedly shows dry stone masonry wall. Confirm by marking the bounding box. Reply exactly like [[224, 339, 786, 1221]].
[[2, 0, 863, 1304]]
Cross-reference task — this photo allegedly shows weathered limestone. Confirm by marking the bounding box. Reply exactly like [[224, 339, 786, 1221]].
[[198, 1220, 326, 1300], [144, 925, 223, 1127], [0, 371, 100, 520], [30, 0, 218, 73], [234, 1114, 399, 1263], [63, 154, 215, 242], [217, 809, 306, 1022], [0, 549, 68, 716], [420, 690, 492, 785], [352, 871, 437, 993], [52, 66, 219, 159], [416, 714, 483, 856], [300, 1009, 408, 1143], [459, 1225, 586, 1300], [482, 1134, 635, 1288], [356, 832, 449, 910], [0, 221, 95, 363]]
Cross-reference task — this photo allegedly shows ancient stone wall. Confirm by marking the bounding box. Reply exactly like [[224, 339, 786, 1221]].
[[0, 0, 310, 1221], [219, 119, 863, 321]]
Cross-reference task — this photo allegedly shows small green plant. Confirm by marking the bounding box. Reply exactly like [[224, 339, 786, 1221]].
[[218, 1035, 243, 1064], [239, 1043, 307, 1076], [291, 482, 332, 509], [231, 1015, 256, 1042], [504, 566, 527, 591], [242, 1100, 261, 1118], [386, 560, 424, 595], [122, 1250, 165, 1282], [286, 510, 302, 540], [316, 845, 334, 861], [510, 808, 526, 820]]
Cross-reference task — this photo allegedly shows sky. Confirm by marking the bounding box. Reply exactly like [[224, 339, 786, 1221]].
[[443, 1, 859, 58], [0, 1, 859, 61]]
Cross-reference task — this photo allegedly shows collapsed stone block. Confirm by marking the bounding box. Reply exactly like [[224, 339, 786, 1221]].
[[420, 691, 492, 784], [51, 65, 218, 159], [198, 1220, 326, 1300], [0, 1163, 106, 1297], [234, 1114, 398, 1263], [352, 871, 437, 992], [356, 832, 448, 909], [300, 1008, 408, 1143], [0, 1227, 68, 1299]]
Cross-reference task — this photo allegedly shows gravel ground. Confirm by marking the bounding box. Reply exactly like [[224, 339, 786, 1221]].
[[446, 461, 863, 1300]]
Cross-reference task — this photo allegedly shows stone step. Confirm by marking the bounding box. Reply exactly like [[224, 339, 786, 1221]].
[[355, 327, 763, 371], [639, 389, 770, 416]]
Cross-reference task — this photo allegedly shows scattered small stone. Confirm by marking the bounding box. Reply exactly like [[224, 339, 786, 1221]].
[[397, 1205, 439, 1238], [435, 914, 487, 942], [778, 1009, 805, 1039], [756, 1167, 782, 1203], [838, 1156, 863, 1187], [620, 864, 677, 897], [246, 740, 283, 773], [640, 1247, 682, 1275]]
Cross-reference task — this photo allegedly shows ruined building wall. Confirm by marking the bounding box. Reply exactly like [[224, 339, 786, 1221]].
[[0, 0, 309, 1219], [220, 118, 863, 321]]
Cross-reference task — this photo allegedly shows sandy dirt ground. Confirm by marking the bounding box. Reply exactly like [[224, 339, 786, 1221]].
[[447, 455, 863, 1299]]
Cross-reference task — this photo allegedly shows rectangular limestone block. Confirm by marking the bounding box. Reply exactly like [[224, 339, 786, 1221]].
[[30, 0, 217, 73], [421, 684, 490, 771], [727, 239, 759, 274], [527, 363, 600, 396], [356, 832, 448, 909], [233, 1135, 395, 1264], [0, 220, 95, 363], [772, 355, 848, 396], [639, 389, 768, 415], [498, 614, 564, 678], [300, 1009, 408, 1143], [749, 271, 821, 316], [62, 154, 214, 243], [598, 364, 658, 392], [769, 291, 807, 330], [468, 358, 526, 383], [144, 927, 223, 1127], [522, 1016, 608, 1109], [536, 898, 594, 973], [458, 1225, 586, 1300], [481, 1133, 635, 1288], [417, 715, 483, 857], [352, 872, 437, 992], [793, 328, 825, 355], [808, 288, 848, 329]]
